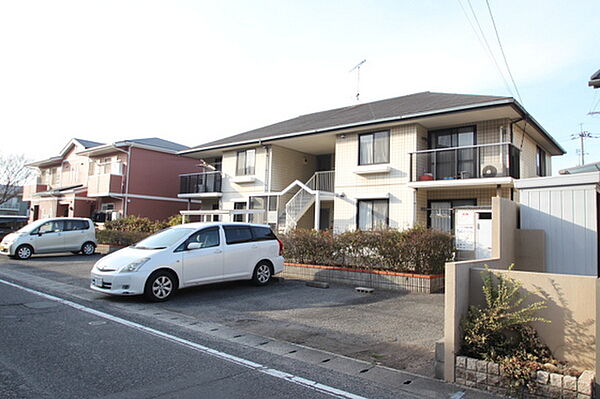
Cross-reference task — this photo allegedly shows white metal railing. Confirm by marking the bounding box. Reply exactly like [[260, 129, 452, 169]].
[[284, 171, 334, 231]]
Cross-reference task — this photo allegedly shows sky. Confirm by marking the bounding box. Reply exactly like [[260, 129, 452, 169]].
[[1, 0, 598, 174]]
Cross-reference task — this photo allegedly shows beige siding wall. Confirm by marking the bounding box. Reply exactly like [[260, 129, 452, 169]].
[[220, 146, 268, 210], [512, 124, 550, 178], [270, 145, 317, 191], [333, 124, 419, 232]]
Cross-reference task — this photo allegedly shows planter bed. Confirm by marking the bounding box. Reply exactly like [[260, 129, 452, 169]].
[[96, 244, 126, 255], [282, 262, 444, 293], [455, 355, 595, 399]]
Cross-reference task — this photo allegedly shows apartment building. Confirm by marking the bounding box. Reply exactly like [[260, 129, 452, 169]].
[[23, 138, 200, 222], [178, 92, 564, 238]]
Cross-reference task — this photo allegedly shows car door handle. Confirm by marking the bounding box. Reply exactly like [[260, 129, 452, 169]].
[[251, 245, 258, 249], [214, 249, 223, 254]]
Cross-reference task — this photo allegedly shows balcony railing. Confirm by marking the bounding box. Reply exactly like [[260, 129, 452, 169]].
[[307, 170, 335, 192], [179, 171, 222, 194], [409, 142, 520, 182], [87, 174, 123, 196]]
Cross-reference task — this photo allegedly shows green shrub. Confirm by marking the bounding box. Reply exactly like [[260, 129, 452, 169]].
[[461, 266, 553, 395], [96, 230, 151, 247], [280, 226, 453, 275], [104, 215, 167, 233]]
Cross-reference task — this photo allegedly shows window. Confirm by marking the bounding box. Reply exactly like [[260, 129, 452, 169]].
[[236, 149, 256, 175], [536, 146, 546, 177], [224, 226, 253, 245], [428, 199, 476, 233], [233, 202, 246, 222], [359, 131, 389, 165], [64, 220, 89, 231], [357, 199, 389, 230], [180, 228, 220, 250], [429, 126, 476, 179], [251, 226, 276, 241], [38, 220, 64, 234]]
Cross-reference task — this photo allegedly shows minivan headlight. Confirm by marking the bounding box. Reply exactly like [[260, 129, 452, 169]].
[[119, 258, 150, 273]]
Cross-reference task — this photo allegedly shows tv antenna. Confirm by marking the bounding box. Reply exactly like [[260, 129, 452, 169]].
[[349, 59, 366, 102]]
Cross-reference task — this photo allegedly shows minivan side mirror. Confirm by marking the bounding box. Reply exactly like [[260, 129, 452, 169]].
[[187, 242, 202, 250]]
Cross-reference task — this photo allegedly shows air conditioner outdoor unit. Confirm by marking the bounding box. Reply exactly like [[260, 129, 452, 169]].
[[110, 211, 122, 220]]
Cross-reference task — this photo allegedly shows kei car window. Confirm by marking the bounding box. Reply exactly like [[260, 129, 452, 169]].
[[38, 221, 64, 234], [224, 226, 253, 245], [64, 220, 88, 231], [185, 228, 220, 250], [251, 226, 276, 241]]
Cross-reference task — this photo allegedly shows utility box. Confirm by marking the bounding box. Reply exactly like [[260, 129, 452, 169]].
[[454, 207, 493, 260], [515, 172, 599, 276]]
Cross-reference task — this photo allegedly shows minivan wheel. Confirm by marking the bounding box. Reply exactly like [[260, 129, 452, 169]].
[[144, 271, 176, 302], [252, 262, 272, 286], [81, 242, 96, 256], [15, 245, 33, 260]]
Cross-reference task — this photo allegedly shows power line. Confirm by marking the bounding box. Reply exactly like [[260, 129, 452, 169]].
[[458, 0, 513, 96], [485, 0, 522, 104]]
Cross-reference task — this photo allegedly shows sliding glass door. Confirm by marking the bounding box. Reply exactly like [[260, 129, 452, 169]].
[[429, 126, 476, 179]]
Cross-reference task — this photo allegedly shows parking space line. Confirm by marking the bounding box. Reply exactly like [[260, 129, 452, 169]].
[[0, 278, 368, 399]]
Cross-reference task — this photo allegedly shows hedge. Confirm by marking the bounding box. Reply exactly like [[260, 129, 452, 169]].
[[280, 226, 453, 275], [96, 230, 151, 247]]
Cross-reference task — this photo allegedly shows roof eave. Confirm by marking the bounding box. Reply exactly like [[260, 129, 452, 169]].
[[180, 98, 518, 155], [509, 101, 566, 155]]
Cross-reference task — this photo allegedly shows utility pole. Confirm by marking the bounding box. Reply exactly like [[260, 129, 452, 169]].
[[571, 124, 599, 166]]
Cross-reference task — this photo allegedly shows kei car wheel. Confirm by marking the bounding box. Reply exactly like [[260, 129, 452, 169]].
[[15, 245, 33, 260], [252, 262, 272, 286], [144, 271, 176, 302], [81, 242, 96, 256]]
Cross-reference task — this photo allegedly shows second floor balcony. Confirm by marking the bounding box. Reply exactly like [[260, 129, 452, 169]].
[[87, 174, 124, 196], [409, 142, 520, 183], [179, 171, 222, 197]]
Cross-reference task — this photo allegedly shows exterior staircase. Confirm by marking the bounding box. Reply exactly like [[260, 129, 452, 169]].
[[282, 171, 334, 231]]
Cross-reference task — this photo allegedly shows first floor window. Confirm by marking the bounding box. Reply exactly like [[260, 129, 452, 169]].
[[236, 149, 256, 175], [233, 201, 246, 223], [428, 199, 476, 233], [357, 199, 388, 230]]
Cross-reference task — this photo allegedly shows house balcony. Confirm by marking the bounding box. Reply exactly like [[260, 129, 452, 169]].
[[178, 171, 223, 199], [22, 184, 49, 201], [87, 174, 123, 197], [408, 142, 520, 188]]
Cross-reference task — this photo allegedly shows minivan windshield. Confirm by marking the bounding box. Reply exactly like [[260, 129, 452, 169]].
[[133, 228, 195, 250]]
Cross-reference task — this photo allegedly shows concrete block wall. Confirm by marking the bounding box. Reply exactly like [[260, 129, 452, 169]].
[[283, 263, 444, 293]]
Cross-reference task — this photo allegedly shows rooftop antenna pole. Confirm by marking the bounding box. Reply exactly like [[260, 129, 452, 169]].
[[349, 59, 366, 102]]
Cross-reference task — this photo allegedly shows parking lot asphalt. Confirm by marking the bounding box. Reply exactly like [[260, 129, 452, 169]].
[[0, 253, 445, 377]]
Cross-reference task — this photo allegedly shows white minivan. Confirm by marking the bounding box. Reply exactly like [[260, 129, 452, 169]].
[[90, 222, 284, 301], [0, 217, 97, 260]]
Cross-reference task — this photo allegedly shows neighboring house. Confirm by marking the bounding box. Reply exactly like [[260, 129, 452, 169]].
[[589, 68, 600, 89], [0, 186, 29, 216], [23, 138, 200, 222], [178, 91, 565, 239], [559, 160, 600, 174]]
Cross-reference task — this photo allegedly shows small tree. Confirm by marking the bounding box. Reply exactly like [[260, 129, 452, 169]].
[[0, 154, 33, 207]]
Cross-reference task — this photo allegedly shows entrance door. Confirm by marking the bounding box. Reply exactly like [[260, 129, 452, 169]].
[[32, 205, 39, 221], [475, 212, 492, 259]]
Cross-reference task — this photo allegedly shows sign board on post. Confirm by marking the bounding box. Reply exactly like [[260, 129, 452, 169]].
[[455, 210, 475, 251]]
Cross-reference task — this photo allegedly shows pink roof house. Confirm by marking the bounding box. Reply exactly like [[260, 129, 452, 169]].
[[23, 138, 201, 222]]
